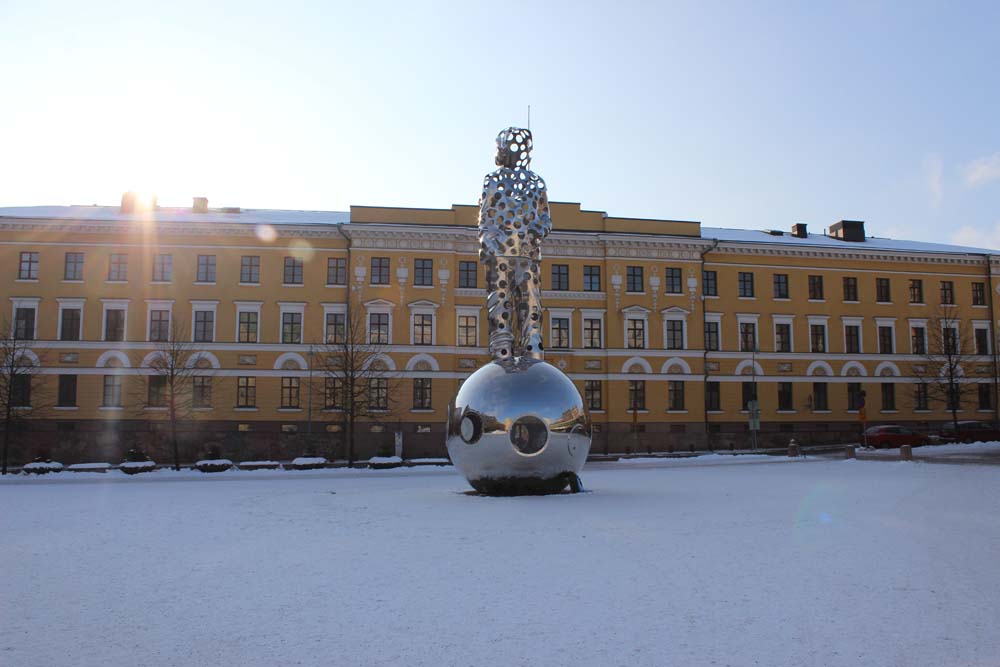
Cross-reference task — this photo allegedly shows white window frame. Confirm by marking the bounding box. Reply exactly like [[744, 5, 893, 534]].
[[807, 315, 830, 354], [842, 316, 864, 354], [973, 320, 992, 355], [736, 312, 760, 352], [145, 299, 174, 342], [10, 297, 41, 339], [941, 319, 961, 354], [407, 300, 439, 346], [190, 300, 219, 343], [234, 301, 264, 343], [623, 305, 650, 349], [56, 297, 86, 341], [704, 312, 723, 351], [455, 305, 482, 348], [278, 301, 307, 344], [660, 306, 689, 351], [548, 307, 575, 349], [580, 308, 606, 350], [772, 314, 795, 353], [364, 299, 395, 346], [100, 298, 130, 342], [907, 318, 928, 354], [874, 317, 897, 355]]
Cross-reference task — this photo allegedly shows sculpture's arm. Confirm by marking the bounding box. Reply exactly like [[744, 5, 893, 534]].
[[536, 186, 553, 239], [478, 182, 505, 258]]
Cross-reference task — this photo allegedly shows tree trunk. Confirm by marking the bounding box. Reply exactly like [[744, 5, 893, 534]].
[[1, 408, 10, 476], [170, 395, 180, 471], [347, 411, 355, 468]]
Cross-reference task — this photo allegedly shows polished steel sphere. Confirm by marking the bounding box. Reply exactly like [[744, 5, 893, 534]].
[[446, 358, 591, 494]]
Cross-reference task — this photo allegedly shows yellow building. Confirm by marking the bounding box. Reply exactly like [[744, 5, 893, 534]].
[[1, 198, 997, 464]]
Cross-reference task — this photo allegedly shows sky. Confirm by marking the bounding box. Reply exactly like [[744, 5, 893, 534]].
[[1, 0, 999, 247]]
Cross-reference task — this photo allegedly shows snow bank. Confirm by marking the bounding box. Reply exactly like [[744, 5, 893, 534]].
[[194, 459, 234, 473], [67, 463, 112, 472], [237, 460, 281, 470], [119, 461, 156, 474], [22, 461, 63, 474], [285, 456, 328, 470], [368, 456, 403, 468]]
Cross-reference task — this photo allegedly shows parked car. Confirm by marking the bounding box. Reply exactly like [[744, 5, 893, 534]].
[[936, 421, 1000, 444], [862, 425, 930, 449]]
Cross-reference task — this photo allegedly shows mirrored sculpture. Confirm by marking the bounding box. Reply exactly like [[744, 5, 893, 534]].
[[446, 128, 592, 494]]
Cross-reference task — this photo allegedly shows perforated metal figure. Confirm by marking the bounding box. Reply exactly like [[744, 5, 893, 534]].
[[478, 127, 552, 362]]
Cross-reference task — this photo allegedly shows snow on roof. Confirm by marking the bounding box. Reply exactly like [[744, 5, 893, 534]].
[[0, 205, 350, 226], [700, 226, 997, 256]]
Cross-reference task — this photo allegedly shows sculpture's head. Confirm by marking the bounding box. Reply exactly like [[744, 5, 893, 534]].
[[495, 127, 532, 169]]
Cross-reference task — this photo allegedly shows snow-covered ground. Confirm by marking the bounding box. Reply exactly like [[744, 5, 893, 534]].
[[2, 458, 999, 666]]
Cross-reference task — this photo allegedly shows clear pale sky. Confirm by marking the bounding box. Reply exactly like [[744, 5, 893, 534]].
[[2, 1, 999, 246]]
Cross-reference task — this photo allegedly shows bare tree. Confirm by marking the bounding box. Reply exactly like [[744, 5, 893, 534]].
[[311, 305, 400, 466], [0, 318, 49, 474], [911, 307, 981, 432], [133, 319, 213, 470]]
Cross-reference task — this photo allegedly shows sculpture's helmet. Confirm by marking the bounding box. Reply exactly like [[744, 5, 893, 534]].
[[495, 127, 532, 169]]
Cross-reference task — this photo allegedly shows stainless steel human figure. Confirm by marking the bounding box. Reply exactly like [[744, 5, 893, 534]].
[[478, 127, 552, 362]]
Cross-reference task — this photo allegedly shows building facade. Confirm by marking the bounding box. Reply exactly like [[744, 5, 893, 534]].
[[2, 201, 998, 464]]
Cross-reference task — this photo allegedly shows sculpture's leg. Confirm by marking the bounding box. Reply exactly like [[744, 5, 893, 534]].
[[486, 257, 514, 361], [520, 258, 545, 360]]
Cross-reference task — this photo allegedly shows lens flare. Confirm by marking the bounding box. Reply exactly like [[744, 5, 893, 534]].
[[255, 224, 277, 242]]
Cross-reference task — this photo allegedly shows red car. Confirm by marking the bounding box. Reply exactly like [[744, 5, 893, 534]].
[[936, 421, 1000, 444], [862, 425, 930, 449]]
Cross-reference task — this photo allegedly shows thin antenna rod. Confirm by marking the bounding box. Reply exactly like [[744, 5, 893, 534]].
[[527, 105, 531, 130]]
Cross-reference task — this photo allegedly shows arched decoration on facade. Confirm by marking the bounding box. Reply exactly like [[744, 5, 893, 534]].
[[840, 361, 868, 377], [734, 359, 764, 376], [364, 353, 397, 372], [806, 360, 834, 377], [140, 351, 168, 368], [660, 357, 692, 375], [14, 349, 41, 367], [96, 350, 131, 368], [405, 353, 440, 372], [272, 352, 307, 371], [621, 356, 653, 374], [874, 361, 901, 377]]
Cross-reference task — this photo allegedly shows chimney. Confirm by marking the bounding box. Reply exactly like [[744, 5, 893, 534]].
[[790, 223, 808, 238], [192, 197, 209, 213], [828, 220, 866, 242], [120, 191, 156, 214]]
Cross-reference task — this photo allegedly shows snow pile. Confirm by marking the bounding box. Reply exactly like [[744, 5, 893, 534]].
[[237, 460, 281, 471], [368, 456, 403, 468], [119, 461, 156, 474], [21, 461, 63, 474], [285, 456, 327, 470], [194, 459, 233, 473], [67, 463, 112, 472]]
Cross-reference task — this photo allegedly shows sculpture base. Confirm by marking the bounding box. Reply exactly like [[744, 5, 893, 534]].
[[467, 472, 582, 496]]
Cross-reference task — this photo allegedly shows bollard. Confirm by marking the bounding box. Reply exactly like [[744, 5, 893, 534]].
[[900, 444, 913, 461], [845, 445, 856, 459], [788, 438, 800, 458]]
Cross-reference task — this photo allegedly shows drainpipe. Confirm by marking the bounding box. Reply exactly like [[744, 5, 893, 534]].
[[984, 254, 999, 428], [700, 238, 720, 449]]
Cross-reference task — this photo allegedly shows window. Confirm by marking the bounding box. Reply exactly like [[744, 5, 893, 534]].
[[881, 383, 896, 411], [915, 383, 929, 410], [735, 273, 754, 298], [845, 325, 861, 354], [704, 321, 720, 351], [369, 313, 389, 344], [778, 382, 793, 411], [152, 254, 172, 282], [911, 326, 927, 354], [665, 320, 684, 350], [626, 318, 645, 349], [551, 318, 570, 348], [196, 255, 216, 283], [876, 278, 891, 303], [14, 307, 35, 340], [194, 310, 215, 342], [664, 267, 682, 294], [458, 315, 477, 346], [64, 252, 84, 281], [325, 377, 344, 409], [808, 275, 824, 300], [975, 327, 990, 355], [909, 279, 924, 304], [810, 324, 826, 353], [193, 377, 212, 409], [940, 280, 954, 305], [237, 377, 256, 408], [239, 311, 259, 343], [147, 376, 167, 407], [703, 270, 718, 297], [57, 375, 77, 407], [281, 312, 302, 344], [108, 253, 128, 281], [626, 266, 644, 293], [583, 318, 602, 349], [583, 266, 601, 292], [584, 380, 602, 410], [149, 310, 170, 342], [878, 326, 894, 354], [325, 312, 345, 344], [18, 251, 39, 280], [978, 384, 992, 411], [413, 314, 433, 345], [413, 378, 432, 410], [8, 374, 30, 407], [943, 326, 958, 355], [812, 382, 828, 411], [627, 380, 645, 410], [741, 382, 757, 410], [327, 257, 347, 286], [668, 381, 685, 411], [102, 375, 123, 407], [843, 276, 858, 302], [847, 383, 863, 411], [240, 255, 260, 283], [283, 257, 304, 285], [551, 264, 569, 290], [281, 377, 300, 409], [773, 274, 789, 299], [972, 282, 986, 306], [739, 322, 756, 352], [459, 261, 478, 288], [60, 308, 81, 341], [414, 258, 433, 286], [705, 382, 720, 411], [368, 377, 388, 410], [947, 385, 960, 411], [104, 309, 125, 342], [370, 257, 390, 285], [775, 323, 792, 353]]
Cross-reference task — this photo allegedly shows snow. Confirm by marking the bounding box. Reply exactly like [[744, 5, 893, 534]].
[[861, 441, 1000, 461], [701, 226, 998, 254], [368, 455, 403, 464], [2, 459, 999, 666], [288, 456, 327, 466], [195, 459, 234, 467], [67, 463, 112, 472], [119, 461, 156, 470], [238, 460, 281, 468], [21, 461, 63, 472]]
